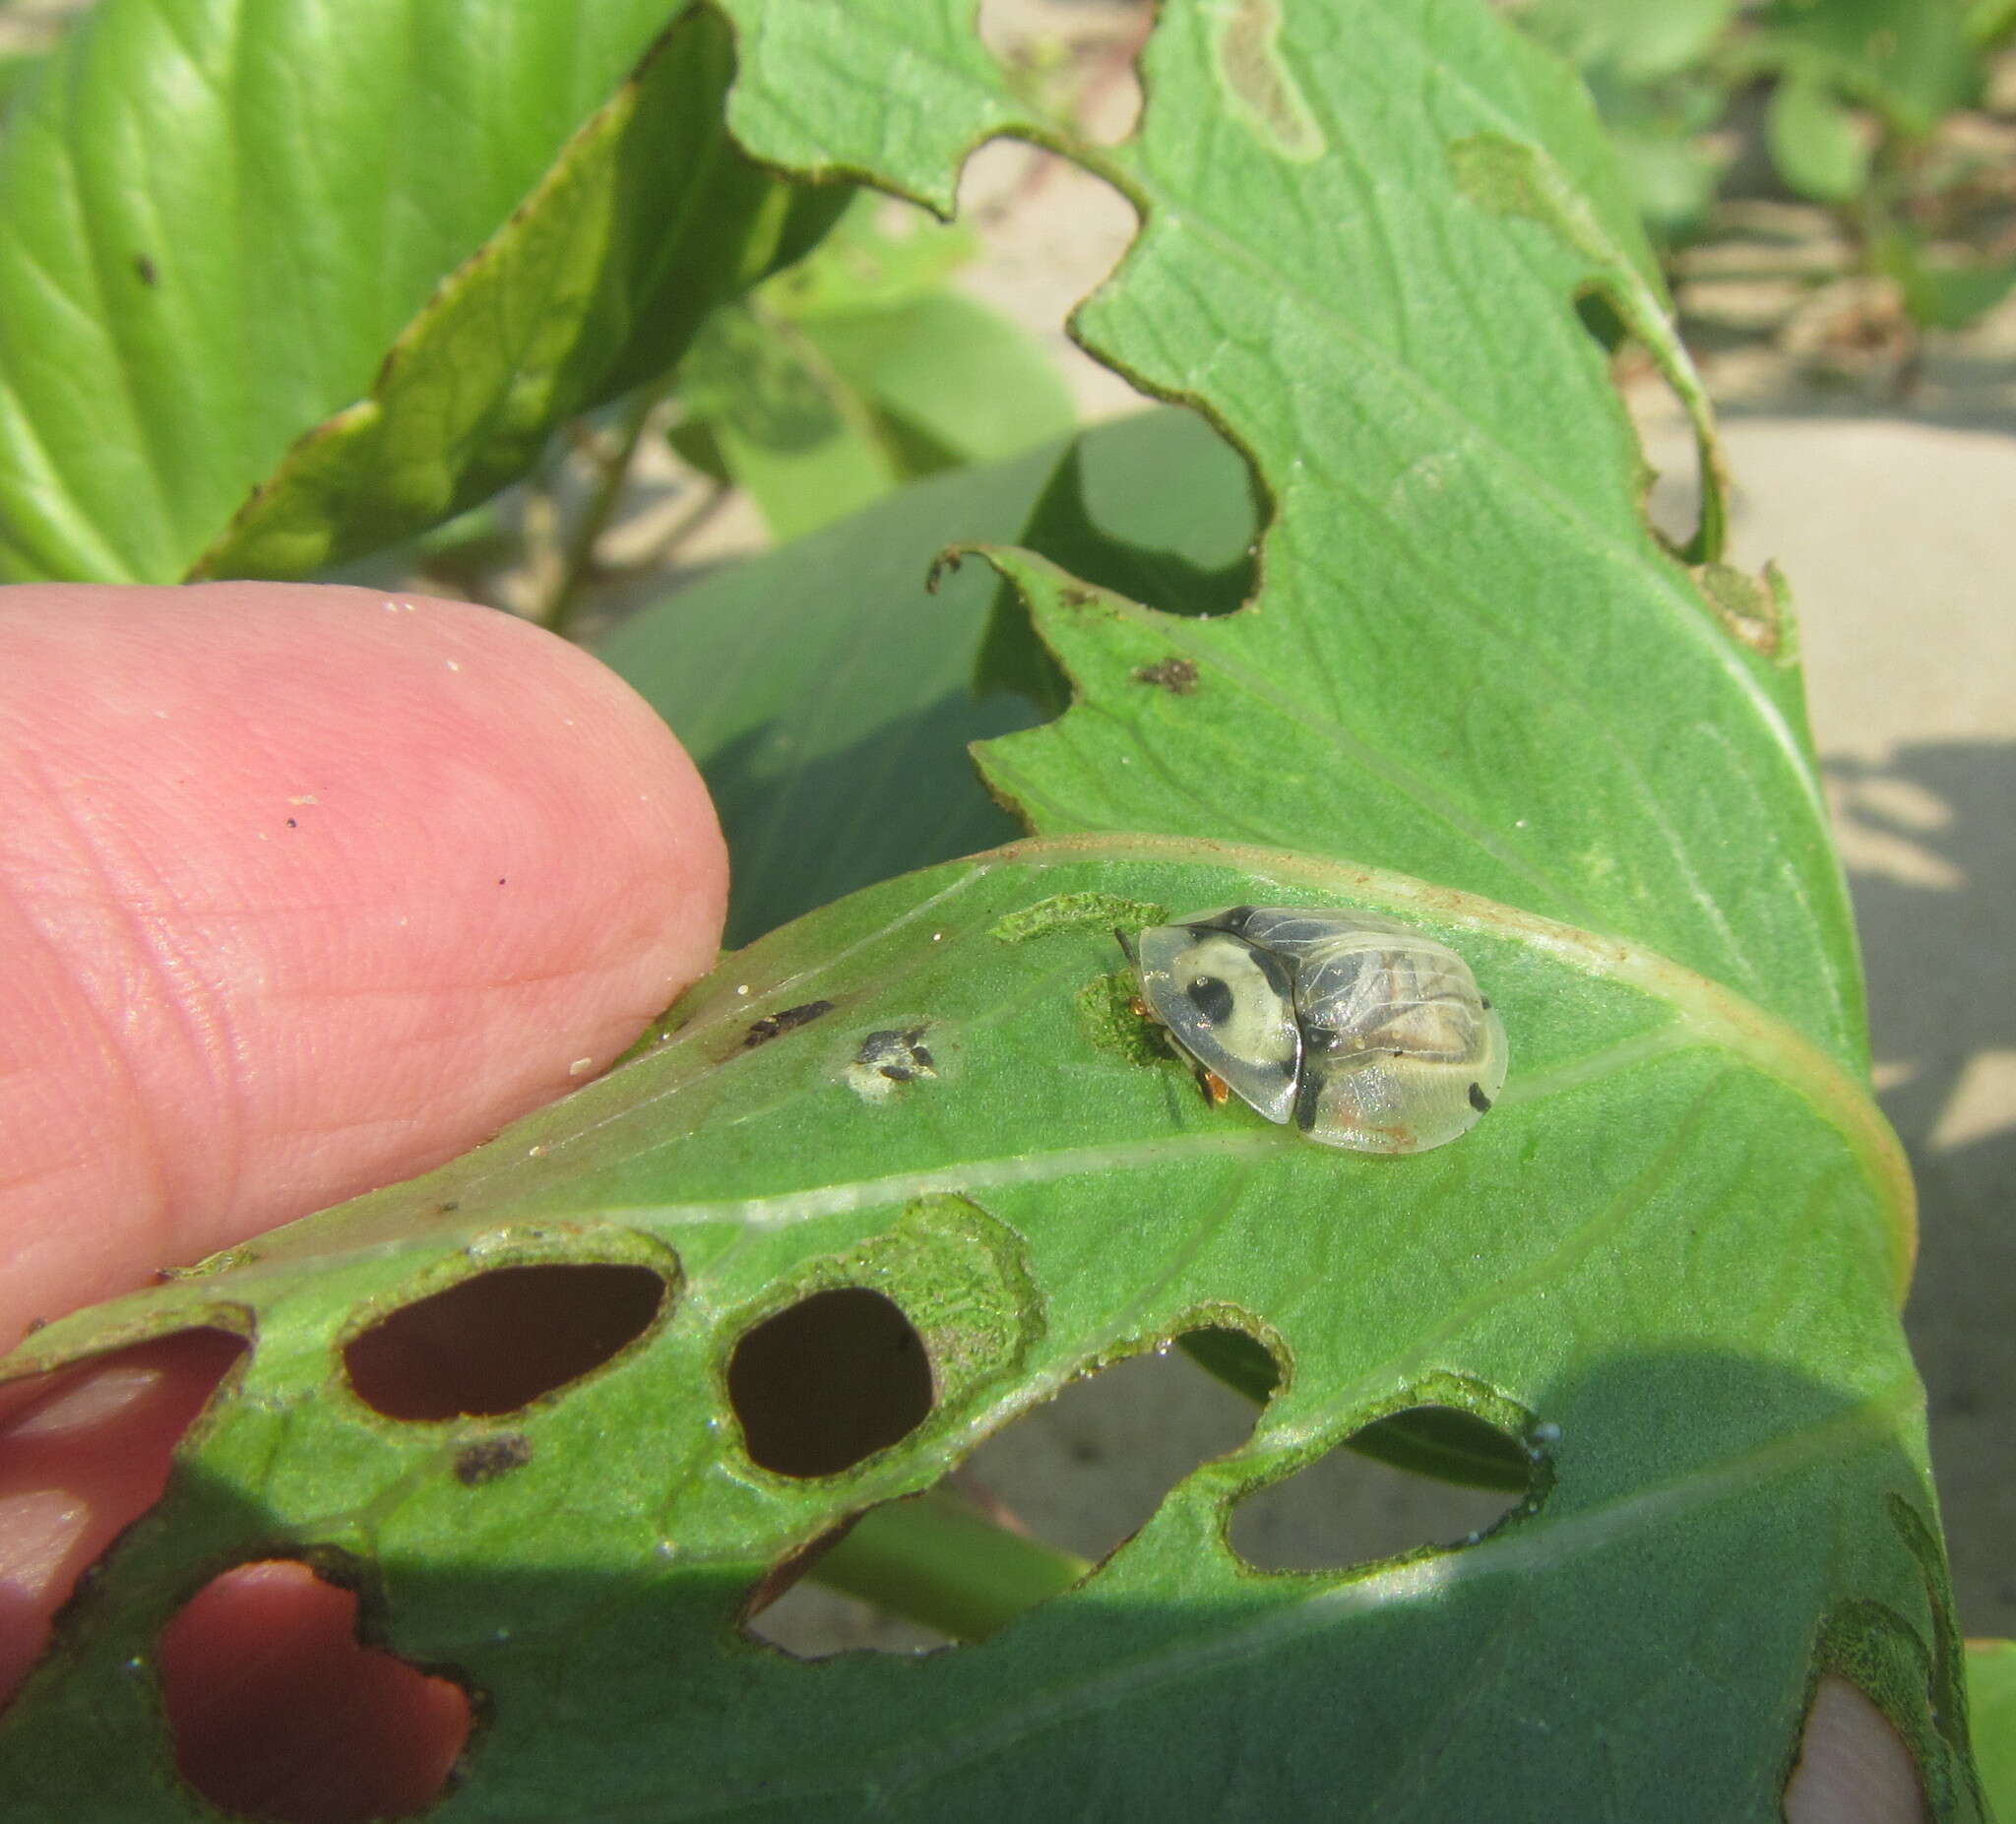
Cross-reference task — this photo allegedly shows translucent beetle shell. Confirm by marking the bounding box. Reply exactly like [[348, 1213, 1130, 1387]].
[[1126, 906, 1508, 1154]]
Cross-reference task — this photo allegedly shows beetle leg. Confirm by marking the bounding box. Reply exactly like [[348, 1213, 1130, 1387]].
[[1198, 1066, 1230, 1108]]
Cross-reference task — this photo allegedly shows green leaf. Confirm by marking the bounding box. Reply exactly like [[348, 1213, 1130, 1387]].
[[1876, 226, 2016, 331], [1767, 70, 1874, 203], [0, 840, 1945, 1819], [1513, 0, 1739, 84], [1970, 1641, 2016, 1817], [674, 298, 907, 541], [1604, 117, 1727, 231], [597, 407, 1256, 947], [1508, 7, 1736, 239], [0, 49, 44, 115], [0, 0, 819, 583], [1753, 0, 1982, 138], [1971, 0, 2016, 47], [0, 0, 1967, 1814], [763, 190, 982, 318], [933, 3, 1860, 1074], [669, 191, 1074, 538], [801, 291, 1076, 472]]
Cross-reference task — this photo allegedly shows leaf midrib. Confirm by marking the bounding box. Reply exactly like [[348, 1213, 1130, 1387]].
[[288, 837, 1918, 1288]]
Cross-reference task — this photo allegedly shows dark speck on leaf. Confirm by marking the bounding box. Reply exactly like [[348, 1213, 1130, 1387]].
[[23, 1316, 46, 1335], [1132, 658, 1199, 695], [878, 1029, 935, 1081], [852, 1027, 938, 1086], [1061, 587, 1098, 607], [744, 1000, 836, 1048], [455, 1434, 533, 1485], [133, 253, 158, 285]]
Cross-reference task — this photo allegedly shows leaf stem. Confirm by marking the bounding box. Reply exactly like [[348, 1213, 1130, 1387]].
[[537, 381, 670, 641], [806, 1487, 1090, 1641]]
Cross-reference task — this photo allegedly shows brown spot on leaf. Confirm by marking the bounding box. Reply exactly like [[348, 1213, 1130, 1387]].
[[1132, 657, 1199, 695], [744, 1000, 836, 1048], [453, 1434, 533, 1485]]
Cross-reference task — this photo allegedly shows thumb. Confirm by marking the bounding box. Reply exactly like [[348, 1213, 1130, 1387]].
[[0, 581, 725, 1343]]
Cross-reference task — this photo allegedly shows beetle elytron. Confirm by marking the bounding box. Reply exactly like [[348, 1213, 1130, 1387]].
[[1123, 906, 1507, 1155]]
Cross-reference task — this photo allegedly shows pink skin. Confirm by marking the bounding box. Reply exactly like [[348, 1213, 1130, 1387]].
[[0, 584, 725, 1811], [0, 585, 1918, 1819]]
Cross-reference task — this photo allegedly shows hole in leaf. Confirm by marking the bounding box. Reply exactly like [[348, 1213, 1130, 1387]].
[[1230, 1404, 1538, 1571], [158, 1558, 471, 1824], [1570, 280, 1725, 565], [727, 1288, 934, 1478], [344, 1263, 666, 1421], [978, 0, 1150, 147], [0, 1327, 246, 1709], [958, 1333, 1261, 1563], [1783, 1675, 1927, 1824], [745, 1573, 955, 1662], [744, 1327, 1270, 1661]]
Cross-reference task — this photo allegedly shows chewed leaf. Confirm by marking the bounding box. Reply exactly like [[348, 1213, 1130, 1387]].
[[928, 0, 1864, 1074], [0, 0, 1967, 1816], [0, 840, 1935, 1818]]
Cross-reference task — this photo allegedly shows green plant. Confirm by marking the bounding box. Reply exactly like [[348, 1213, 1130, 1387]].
[[0, 0, 2003, 1817], [1513, 0, 2016, 346]]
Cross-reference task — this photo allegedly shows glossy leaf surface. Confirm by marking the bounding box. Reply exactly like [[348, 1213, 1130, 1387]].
[[0, 0, 815, 583]]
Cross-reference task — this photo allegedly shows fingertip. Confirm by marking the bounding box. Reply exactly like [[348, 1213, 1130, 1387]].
[[0, 583, 726, 1335]]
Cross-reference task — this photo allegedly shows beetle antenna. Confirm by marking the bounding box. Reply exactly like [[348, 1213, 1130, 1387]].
[[1112, 927, 1138, 967]]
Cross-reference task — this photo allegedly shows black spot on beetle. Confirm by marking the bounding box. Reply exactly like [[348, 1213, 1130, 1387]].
[[1132, 657, 1199, 695], [744, 1000, 836, 1048], [1187, 975, 1234, 1026], [1468, 1082, 1493, 1113], [133, 253, 158, 285], [1480, 996, 1493, 1011], [455, 1434, 534, 1486]]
